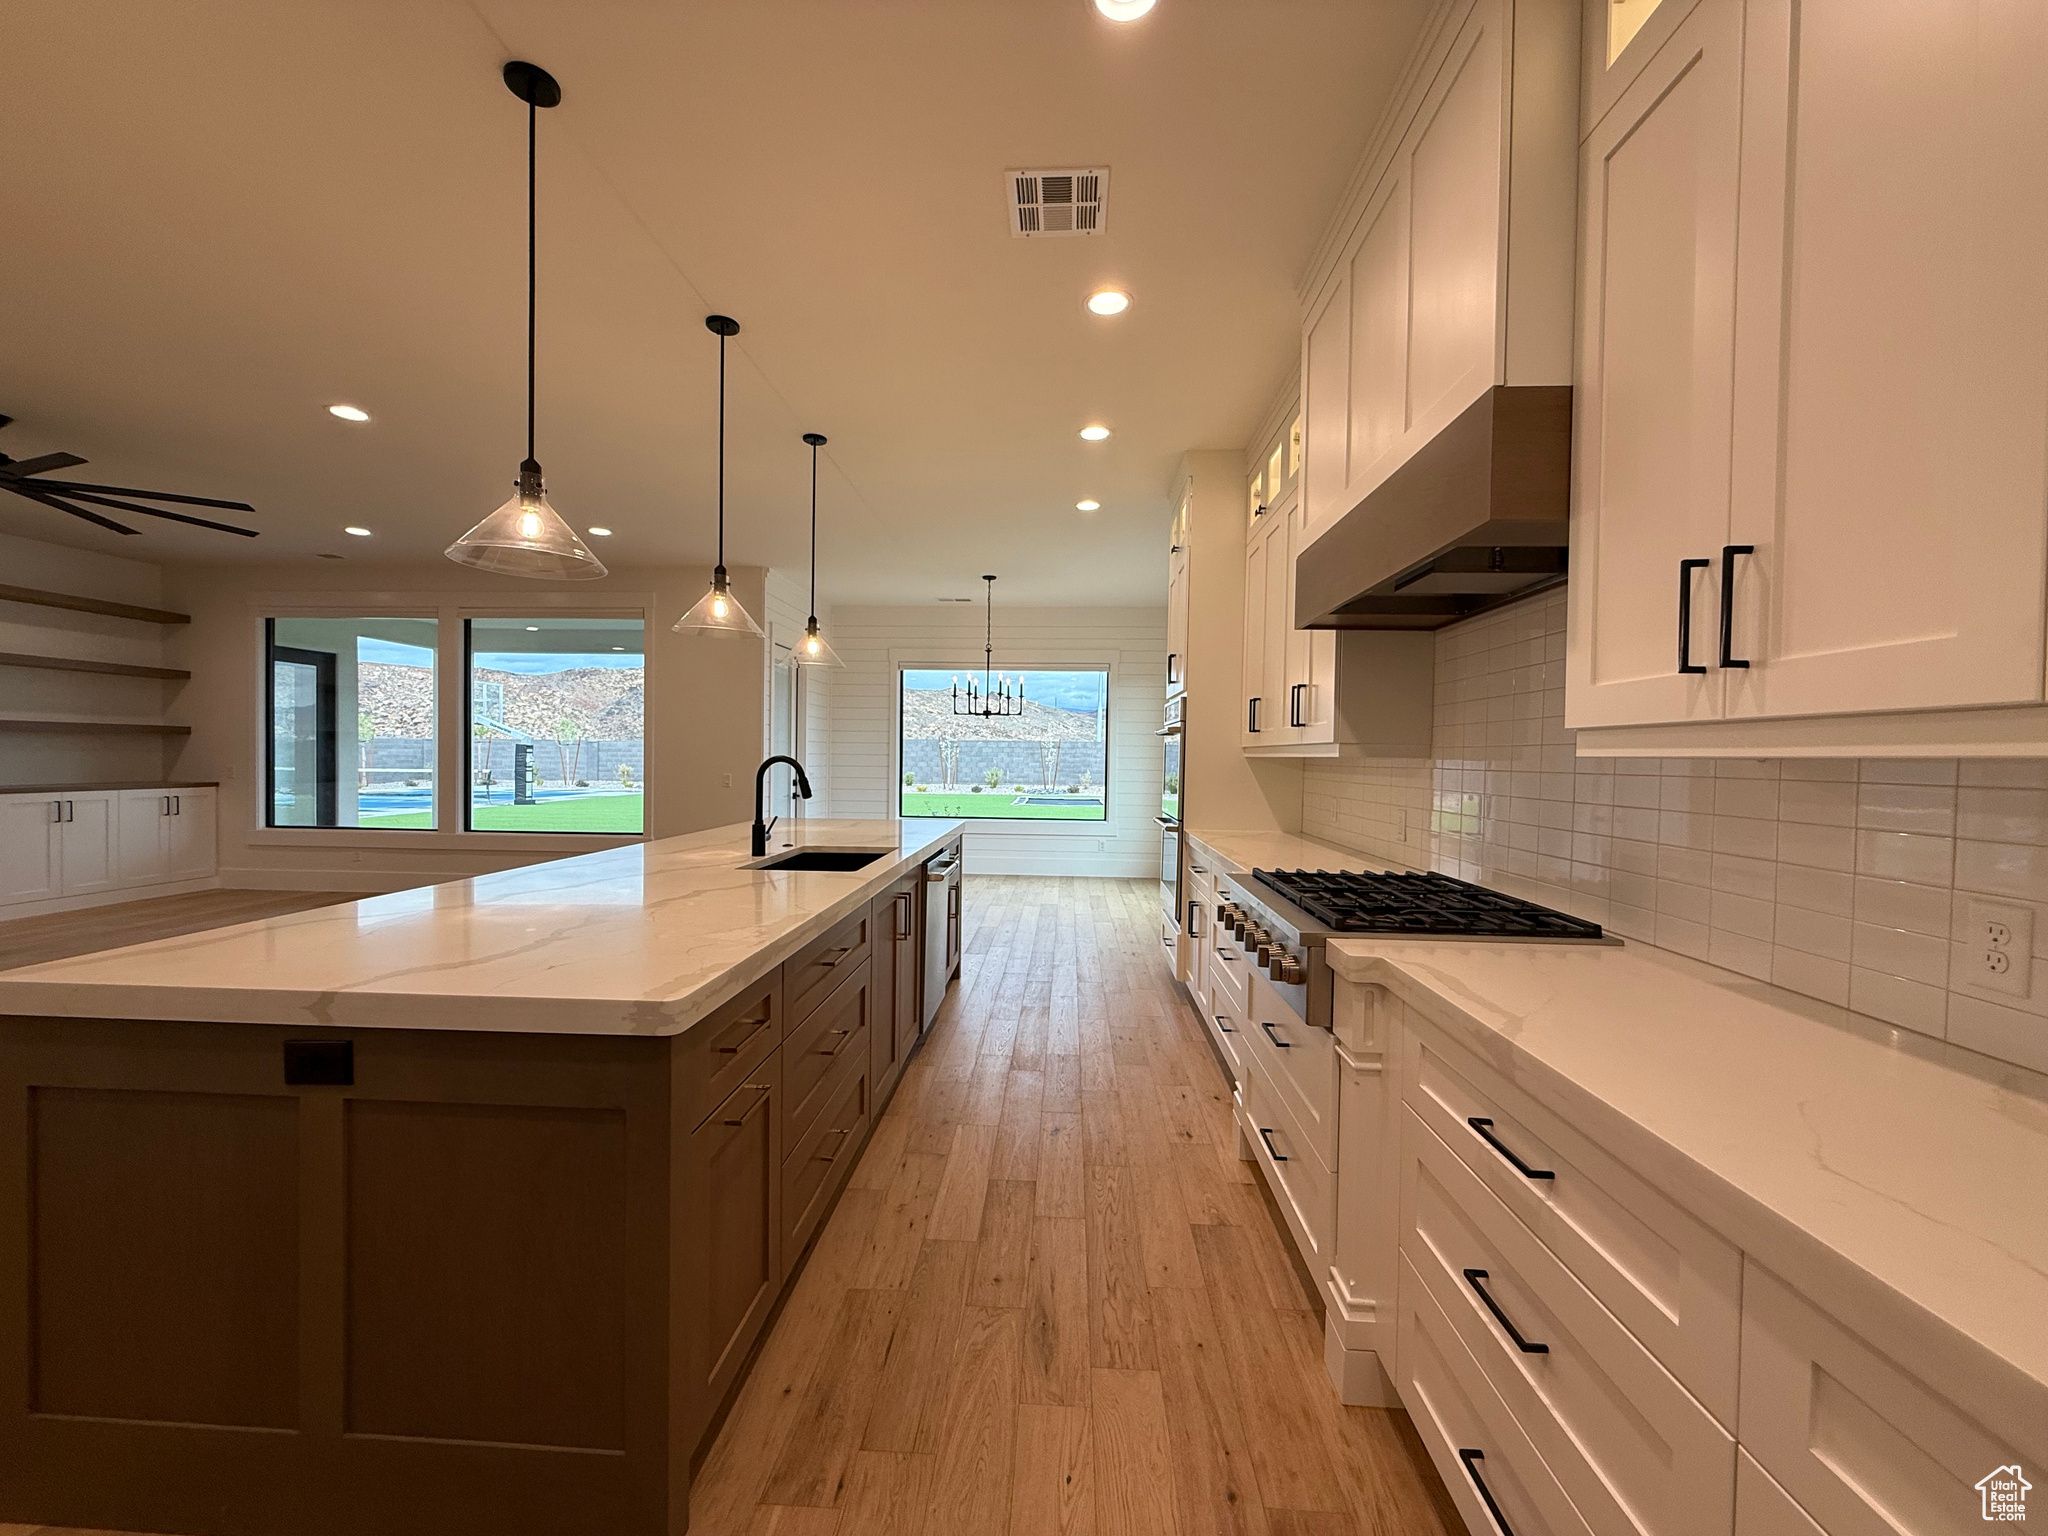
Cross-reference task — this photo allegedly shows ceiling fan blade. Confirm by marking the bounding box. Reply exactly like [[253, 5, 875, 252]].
[[56, 488, 259, 537], [0, 452, 88, 478], [2, 482, 141, 535], [35, 479, 255, 513]]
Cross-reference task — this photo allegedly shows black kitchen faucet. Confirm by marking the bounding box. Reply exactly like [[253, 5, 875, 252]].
[[752, 755, 814, 856]]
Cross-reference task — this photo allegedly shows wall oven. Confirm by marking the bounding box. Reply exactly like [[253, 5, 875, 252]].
[[1158, 694, 1183, 926]]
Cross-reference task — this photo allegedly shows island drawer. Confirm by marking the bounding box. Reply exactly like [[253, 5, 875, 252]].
[[1403, 1108, 1735, 1536], [785, 907, 873, 1031], [783, 963, 870, 1152], [679, 972, 783, 1130], [1404, 1029, 1742, 1426], [782, 1048, 869, 1258]]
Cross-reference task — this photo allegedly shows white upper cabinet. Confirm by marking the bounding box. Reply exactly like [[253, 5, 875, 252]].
[[1299, 0, 1579, 548], [1569, 0, 2048, 751], [1167, 491, 1190, 700]]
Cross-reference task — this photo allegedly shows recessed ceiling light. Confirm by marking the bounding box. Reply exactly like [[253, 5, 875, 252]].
[[611, 646, 624, 651], [1076, 499, 1101, 512], [343, 525, 372, 537], [328, 404, 371, 422], [525, 625, 540, 632], [1079, 425, 1112, 442], [1094, 0, 1156, 18], [1086, 289, 1130, 316], [587, 525, 613, 536]]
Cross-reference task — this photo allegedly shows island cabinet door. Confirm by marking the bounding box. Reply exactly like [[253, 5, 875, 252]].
[[680, 1053, 783, 1455], [870, 877, 918, 1108]]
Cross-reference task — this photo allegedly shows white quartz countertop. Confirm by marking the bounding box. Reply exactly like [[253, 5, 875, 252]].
[[1184, 826, 1419, 878], [0, 819, 964, 1037], [1325, 933, 2048, 1436]]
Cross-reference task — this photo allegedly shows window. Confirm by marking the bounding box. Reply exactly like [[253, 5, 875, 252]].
[[899, 667, 1109, 822], [267, 617, 439, 828], [466, 618, 646, 834]]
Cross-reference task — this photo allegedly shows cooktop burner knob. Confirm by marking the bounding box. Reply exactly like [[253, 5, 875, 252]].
[[1271, 951, 1306, 985]]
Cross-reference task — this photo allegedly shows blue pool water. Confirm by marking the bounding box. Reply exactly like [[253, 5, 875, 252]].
[[358, 786, 622, 813]]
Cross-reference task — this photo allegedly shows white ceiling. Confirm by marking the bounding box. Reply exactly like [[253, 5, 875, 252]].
[[0, 0, 1430, 605]]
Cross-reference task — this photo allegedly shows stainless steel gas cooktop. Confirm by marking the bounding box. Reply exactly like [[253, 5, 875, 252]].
[[1250, 868, 1607, 941]]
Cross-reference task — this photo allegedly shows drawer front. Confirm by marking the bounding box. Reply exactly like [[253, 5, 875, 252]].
[[1208, 908, 1251, 1018], [786, 906, 873, 1029], [1405, 1029, 1742, 1424], [1244, 971, 1335, 1167], [679, 972, 782, 1130], [1404, 1109, 1736, 1536], [1202, 989, 1244, 1077], [782, 1049, 869, 1259], [1237, 1050, 1334, 1275], [783, 964, 870, 1152], [1398, 1253, 1597, 1536], [1737, 1260, 2040, 1536], [1735, 1451, 1823, 1536]]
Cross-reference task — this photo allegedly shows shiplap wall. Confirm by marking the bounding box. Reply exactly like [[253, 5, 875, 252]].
[[818, 604, 1166, 877]]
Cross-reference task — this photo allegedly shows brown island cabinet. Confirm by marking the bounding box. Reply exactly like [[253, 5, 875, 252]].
[[0, 820, 963, 1536]]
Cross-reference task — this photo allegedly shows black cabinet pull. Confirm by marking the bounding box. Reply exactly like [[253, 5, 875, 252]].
[[1288, 682, 1307, 728], [895, 891, 914, 940], [1248, 696, 1261, 733], [1467, 1117, 1554, 1180], [1213, 1014, 1235, 1034], [1719, 544, 1754, 668], [1187, 899, 1201, 936], [1167, 652, 1179, 685], [1677, 558, 1710, 675], [1258, 1126, 1287, 1162], [1458, 1449, 1517, 1536], [49, 801, 61, 825], [1260, 1020, 1292, 1049], [1463, 1268, 1550, 1354]]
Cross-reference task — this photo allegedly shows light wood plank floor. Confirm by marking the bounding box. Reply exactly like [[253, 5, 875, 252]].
[[0, 888, 360, 972], [0, 875, 1462, 1536]]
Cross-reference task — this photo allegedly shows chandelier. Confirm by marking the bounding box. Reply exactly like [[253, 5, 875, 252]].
[[953, 574, 1025, 718]]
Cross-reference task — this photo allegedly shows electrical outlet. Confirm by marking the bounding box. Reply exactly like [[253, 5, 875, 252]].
[[1967, 898, 2033, 998], [1396, 809, 1410, 843], [723, 773, 732, 789]]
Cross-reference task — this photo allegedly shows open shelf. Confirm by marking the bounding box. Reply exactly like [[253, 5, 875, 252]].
[[0, 583, 190, 625], [0, 719, 191, 736], [0, 651, 190, 681]]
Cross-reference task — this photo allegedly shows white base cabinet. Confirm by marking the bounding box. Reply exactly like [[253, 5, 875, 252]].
[[0, 786, 217, 915]]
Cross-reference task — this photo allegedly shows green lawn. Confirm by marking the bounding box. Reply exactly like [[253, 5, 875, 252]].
[[359, 794, 645, 833], [900, 791, 1105, 821]]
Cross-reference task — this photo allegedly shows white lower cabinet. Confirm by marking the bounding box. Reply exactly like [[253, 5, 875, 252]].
[[1237, 1048, 1335, 1277], [0, 797, 62, 904], [0, 785, 216, 911], [1734, 1452, 1823, 1536], [56, 794, 118, 896]]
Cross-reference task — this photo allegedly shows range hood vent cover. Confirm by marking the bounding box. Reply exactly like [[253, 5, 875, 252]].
[[1294, 386, 1574, 632], [1007, 168, 1107, 237]]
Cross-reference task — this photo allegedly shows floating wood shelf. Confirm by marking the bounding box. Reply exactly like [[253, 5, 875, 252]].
[[0, 651, 190, 681], [0, 719, 191, 736], [0, 583, 190, 625]]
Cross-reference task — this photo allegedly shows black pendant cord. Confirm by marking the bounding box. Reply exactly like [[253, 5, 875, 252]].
[[525, 97, 538, 473], [715, 329, 727, 580], [985, 578, 995, 696], [808, 440, 819, 622]]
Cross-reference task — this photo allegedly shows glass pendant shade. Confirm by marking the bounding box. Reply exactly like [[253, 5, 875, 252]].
[[445, 464, 607, 579], [673, 568, 763, 637], [792, 617, 842, 668]]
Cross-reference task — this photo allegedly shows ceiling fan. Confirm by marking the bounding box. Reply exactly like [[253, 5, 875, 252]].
[[0, 415, 259, 538]]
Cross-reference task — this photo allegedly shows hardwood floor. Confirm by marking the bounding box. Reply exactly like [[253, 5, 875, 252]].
[[0, 875, 1462, 1536], [0, 888, 360, 971]]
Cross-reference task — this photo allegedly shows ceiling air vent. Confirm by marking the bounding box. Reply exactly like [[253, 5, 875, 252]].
[[1007, 167, 1108, 238]]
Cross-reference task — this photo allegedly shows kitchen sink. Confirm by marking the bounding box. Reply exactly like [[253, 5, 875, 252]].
[[752, 849, 887, 872]]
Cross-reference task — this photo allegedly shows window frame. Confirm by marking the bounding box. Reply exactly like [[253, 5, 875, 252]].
[[893, 658, 1114, 828]]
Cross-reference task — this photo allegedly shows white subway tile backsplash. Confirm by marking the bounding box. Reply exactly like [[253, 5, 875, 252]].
[[1297, 588, 2048, 1074]]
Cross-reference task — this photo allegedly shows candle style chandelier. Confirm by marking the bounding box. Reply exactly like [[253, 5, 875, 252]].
[[952, 574, 1025, 718]]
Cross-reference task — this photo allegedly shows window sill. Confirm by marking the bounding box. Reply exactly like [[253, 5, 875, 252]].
[[246, 827, 646, 856]]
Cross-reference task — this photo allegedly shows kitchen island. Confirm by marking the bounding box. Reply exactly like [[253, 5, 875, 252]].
[[0, 817, 965, 1536]]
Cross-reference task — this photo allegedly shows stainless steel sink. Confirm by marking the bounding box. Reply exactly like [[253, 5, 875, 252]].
[[752, 849, 887, 872]]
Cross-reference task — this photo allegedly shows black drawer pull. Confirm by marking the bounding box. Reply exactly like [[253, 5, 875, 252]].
[[1248, 696, 1261, 733], [1463, 1269, 1549, 1354], [722, 1083, 772, 1127], [1260, 1021, 1292, 1049], [1458, 1449, 1517, 1536], [1677, 557, 1709, 675], [1213, 1015, 1235, 1034], [1467, 1117, 1554, 1180], [1719, 544, 1754, 668], [283, 1039, 353, 1086], [1258, 1126, 1287, 1162]]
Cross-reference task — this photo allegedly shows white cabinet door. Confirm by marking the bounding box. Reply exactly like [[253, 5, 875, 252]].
[[1565, 0, 1744, 729], [1262, 501, 1296, 748], [1166, 544, 1189, 700], [1723, 0, 2048, 720], [1242, 521, 1270, 745], [116, 789, 170, 884], [0, 797, 62, 905], [166, 789, 217, 880], [57, 793, 119, 896]]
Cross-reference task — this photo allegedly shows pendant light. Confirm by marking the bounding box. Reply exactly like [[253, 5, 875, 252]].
[[792, 432, 842, 668], [673, 315, 764, 636], [445, 61, 606, 580], [952, 575, 1025, 717]]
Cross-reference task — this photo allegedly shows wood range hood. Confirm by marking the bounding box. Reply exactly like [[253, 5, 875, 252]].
[[1293, 385, 1573, 631]]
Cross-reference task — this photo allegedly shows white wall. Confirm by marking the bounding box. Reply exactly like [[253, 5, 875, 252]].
[[0, 530, 181, 786], [819, 604, 1166, 878], [1301, 587, 2048, 1078]]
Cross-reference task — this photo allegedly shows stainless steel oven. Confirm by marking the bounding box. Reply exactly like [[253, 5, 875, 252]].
[[1158, 695, 1183, 927]]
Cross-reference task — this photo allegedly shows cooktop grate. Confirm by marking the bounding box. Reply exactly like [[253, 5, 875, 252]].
[[1250, 869, 1605, 939]]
